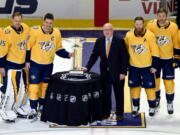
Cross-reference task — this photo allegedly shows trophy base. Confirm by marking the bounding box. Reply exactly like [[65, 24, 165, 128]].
[[68, 70, 86, 79], [69, 70, 84, 75]]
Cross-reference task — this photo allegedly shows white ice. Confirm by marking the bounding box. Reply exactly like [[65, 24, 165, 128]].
[[0, 40, 180, 135]]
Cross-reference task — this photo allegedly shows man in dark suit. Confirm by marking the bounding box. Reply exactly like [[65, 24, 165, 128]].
[[81, 23, 129, 121]]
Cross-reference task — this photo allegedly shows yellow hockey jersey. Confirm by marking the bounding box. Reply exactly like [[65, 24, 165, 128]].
[[125, 29, 159, 68], [0, 23, 29, 68], [147, 19, 179, 59], [27, 26, 63, 65]]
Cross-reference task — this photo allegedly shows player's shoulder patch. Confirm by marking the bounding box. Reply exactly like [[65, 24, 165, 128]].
[[149, 19, 154, 23], [148, 19, 157, 24], [31, 26, 40, 30], [53, 27, 60, 33], [4, 28, 11, 34]]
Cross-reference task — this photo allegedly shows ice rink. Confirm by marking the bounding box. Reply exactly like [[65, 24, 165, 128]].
[[0, 41, 180, 135]]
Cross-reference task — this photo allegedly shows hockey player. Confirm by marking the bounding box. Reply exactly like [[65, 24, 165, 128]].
[[147, 8, 179, 114], [0, 12, 31, 122], [125, 17, 159, 117], [26, 13, 73, 118]]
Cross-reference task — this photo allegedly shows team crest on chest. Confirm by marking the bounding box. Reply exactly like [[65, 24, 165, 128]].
[[156, 36, 169, 46], [131, 44, 147, 54], [4, 29, 10, 34], [30, 75, 36, 80], [17, 40, 27, 50], [38, 41, 54, 52]]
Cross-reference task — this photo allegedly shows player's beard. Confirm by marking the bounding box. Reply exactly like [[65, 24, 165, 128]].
[[158, 19, 166, 24], [12, 23, 21, 30], [134, 27, 145, 36], [42, 26, 53, 33], [46, 26, 52, 31], [158, 19, 168, 27]]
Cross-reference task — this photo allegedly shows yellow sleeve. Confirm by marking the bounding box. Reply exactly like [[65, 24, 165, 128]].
[[171, 23, 179, 49], [56, 30, 63, 51], [124, 32, 129, 49], [149, 33, 159, 57], [27, 28, 37, 51], [26, 25, 30, 40], [178, 30, 180, 49], [177, 30, 180, 58], [170, 23, 179, 58], [55, 30, 70, 58], [148, 32, 159, 69]]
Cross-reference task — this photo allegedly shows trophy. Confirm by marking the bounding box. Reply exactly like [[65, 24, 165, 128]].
[[65, 37, 86, 77]]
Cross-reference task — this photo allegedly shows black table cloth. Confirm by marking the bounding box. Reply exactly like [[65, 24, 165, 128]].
[[41, 71, 103, 126]]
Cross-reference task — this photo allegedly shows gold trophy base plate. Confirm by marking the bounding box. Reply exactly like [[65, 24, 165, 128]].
[[69, 70, 84, 75]]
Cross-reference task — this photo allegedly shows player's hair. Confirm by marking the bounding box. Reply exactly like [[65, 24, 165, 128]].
[[12, 12, 23, 19], [44, 13, 54, 20], [134, 16, 144, 23], [157, 8, 168, 15]]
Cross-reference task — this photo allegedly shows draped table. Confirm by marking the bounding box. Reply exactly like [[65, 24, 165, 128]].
[[41, 71, 103, 126]]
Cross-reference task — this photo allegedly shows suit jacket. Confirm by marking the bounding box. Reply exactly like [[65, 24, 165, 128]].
[[86, 36, 129, 81]]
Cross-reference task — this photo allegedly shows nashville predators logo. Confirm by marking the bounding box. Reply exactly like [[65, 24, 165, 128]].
[[17, 40, 27, 50], [0, 40, 6, 46], [38, 41, 54, 52], [156, 36, 169, 46], [4, 29, 10, 34], [30, 75, 36, 80], [131, 44, 147, 54]]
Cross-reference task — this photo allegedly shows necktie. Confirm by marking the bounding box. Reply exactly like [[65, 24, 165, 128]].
[[106, 38, 111, 57]]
